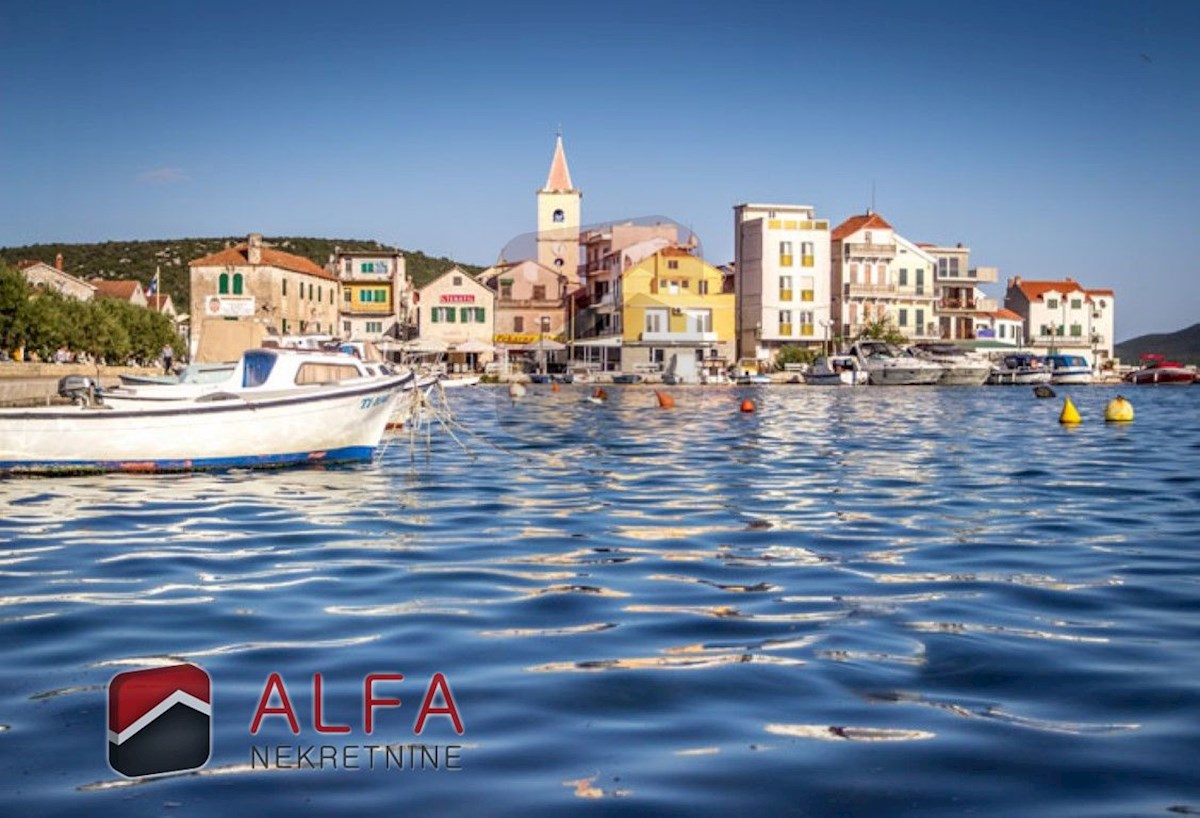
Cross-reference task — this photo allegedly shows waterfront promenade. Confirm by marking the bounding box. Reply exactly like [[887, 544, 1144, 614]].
[[0, 361, 162, 404]]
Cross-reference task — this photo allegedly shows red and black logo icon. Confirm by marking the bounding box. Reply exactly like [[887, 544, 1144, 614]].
[[108, 664, 211, 778]]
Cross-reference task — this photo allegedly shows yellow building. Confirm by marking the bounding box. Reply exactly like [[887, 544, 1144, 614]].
[[575, 246, 734, 381]]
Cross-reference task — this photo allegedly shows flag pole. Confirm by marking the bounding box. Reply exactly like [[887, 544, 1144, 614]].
[[155, 265, 161, 312]]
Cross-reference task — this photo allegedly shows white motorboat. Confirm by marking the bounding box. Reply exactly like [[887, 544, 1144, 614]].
[[986, 353, 1051, 385], [0, 348, 413, 474], [909, 343, 991, 386], [1042, 354, 1093, 385], [846, 340, 943, 385], [804, 355, 868, 385]]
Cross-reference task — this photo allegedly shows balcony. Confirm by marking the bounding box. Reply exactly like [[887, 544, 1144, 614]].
[[846, 283, 897, 297], [778, 323, 793, 337], [640, 330, 719, 344], [799, 323, 815, 337], [845, 242, 896, 259], [779, 289, 794, 301], [1032, 333, 1103, 348]]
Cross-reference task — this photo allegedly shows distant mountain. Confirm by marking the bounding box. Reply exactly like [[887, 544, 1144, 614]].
[[0, 237, 483, 309], [1115, 323, 1200, 366]]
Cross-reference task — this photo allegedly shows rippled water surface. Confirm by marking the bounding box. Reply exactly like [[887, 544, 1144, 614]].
[[2, 385, 1199, 816]]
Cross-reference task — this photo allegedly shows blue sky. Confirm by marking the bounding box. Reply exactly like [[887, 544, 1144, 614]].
[[2, 0, 1197, 340]]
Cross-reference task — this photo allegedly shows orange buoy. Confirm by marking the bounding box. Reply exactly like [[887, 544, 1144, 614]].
[[740, 399, 755, 413], [593, 387, 608, 401], [551, 381, 560, 393], [655, 390, 675, 409]]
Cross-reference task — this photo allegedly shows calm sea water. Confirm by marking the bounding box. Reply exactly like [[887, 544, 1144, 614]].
[[2, 385, 1199, 817]]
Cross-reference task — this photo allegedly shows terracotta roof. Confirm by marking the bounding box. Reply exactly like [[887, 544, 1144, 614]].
[[89, 279, 143, 299], [189, 242, 333, 280], [1010, 278, 1090, 301], [1085, 288, 1115, 297], [544, 134, 574, 191], [992, 308, 1023, 321], [831, 212, 893, 240]]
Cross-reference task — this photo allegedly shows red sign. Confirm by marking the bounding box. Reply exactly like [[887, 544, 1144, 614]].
[[440, 294, 475, 304]]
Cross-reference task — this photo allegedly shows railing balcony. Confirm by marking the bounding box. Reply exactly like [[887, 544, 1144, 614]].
[[846, 283, 898, 297], [799, 323, 815, 336], [780, 255, 794, 267], [640, 330, 719, 343], [800, 289, 815, 302], [1032, 333, 1096, 347], [779, 289, 793, 301], [801, 255, 815, 267], [779, 323, 793, 337], [845, 242, 896, 259]]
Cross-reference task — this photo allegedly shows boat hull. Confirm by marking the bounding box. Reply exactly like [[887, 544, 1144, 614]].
[[936, 364, 991, 386], [1125, 368, 1195, 385], [0, 374, 411, 474], [868, 365, 943, 386]]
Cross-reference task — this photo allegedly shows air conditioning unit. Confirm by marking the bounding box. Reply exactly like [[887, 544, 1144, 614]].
[[671, 307, 684, 315]]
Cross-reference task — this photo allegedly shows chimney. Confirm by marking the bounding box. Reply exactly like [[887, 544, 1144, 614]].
[[248, 233, 263, 265], [55, 253, 63, 271]]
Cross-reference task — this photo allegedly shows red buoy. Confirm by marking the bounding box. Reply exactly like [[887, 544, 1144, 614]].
[[740, 399, 755, 413]]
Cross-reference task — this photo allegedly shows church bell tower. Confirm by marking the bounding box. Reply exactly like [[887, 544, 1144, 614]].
[[536, 133, 581, 286]]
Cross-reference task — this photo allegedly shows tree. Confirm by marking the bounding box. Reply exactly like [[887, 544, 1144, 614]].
[[774, 345, 818, 370], [0, 265, 33, 351], [854, 316, 908, 346]]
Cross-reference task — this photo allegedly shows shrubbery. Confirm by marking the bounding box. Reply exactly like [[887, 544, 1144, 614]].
[[0, 265, 178, 365]]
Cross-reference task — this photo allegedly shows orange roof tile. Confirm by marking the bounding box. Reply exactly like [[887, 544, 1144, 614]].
[[1011, 278, 1088, 301], [89, 279, 143, 299], [831, 212, 893, 240], [189, 243, 333, 280], [992, 308, 1023, 321], [544, 134, 574, 191], [1085, 288, 1115, 297]]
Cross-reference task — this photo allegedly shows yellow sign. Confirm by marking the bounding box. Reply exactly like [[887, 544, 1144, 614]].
[[494, 333, 565, 345]]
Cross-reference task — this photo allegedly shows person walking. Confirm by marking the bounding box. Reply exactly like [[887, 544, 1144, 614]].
[[162, 343, 174, 375]]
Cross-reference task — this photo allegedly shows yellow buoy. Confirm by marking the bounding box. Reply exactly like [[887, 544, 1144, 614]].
[[1104, 395, 1134, 422], [1059, 397, 1081, 424]]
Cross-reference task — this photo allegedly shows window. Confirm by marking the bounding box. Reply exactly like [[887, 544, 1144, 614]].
[[366, 321, 382, 334], [317, 286, 322, 302], [343, 321, 352, 333], [445, 307, 456, 323], [1047, 298, 1058, 309], [779, 241, 793, 267], [553, 209, 564, 223], [1070, 324, 1082, 337], [460, 307, 472, 323], [500, 280, 512, 299], [533, 285, 546, 301], [899, 268, 908, 287], [645, 310, 667, 333], [899, 308, 909, 327], [309, 283, 314, 300], [698, 280, 709, 295], [801, 241, 814, 267], [513, 316, 525, 333], [1070, 298, 1082, 309], [344, 260, 352, 275], [282, 279, 288, 296], [916, 308, 925, 330], [453, 275, 463, 286], [375, 289, 387, 302], [779, 310, 793, 336], [217, 273, 228, 294], [361, 262, 375, 273], [281, 318, 289, 334], [999, 324, 1007, 338], [431, 307, 440, 323], [667, 259, 679, 270], [779, 275, 793, 301], [799, 310, 815, 335], [474, 308, 485, 323], [915, 269, 925, 295], [344, 289, 351, 302], [864, 231, 872, 244]]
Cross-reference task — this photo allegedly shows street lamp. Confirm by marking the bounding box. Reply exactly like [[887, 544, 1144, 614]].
[[539, 316, 550, 376]]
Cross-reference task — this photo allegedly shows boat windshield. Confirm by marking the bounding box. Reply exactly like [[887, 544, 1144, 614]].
[[242, 350, 278, 388]]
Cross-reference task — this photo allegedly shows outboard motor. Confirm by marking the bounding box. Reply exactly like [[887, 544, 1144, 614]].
[[57, 375, 98, 406]]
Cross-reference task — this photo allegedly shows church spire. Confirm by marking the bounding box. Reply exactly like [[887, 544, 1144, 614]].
[[544, 132, 574, 192]]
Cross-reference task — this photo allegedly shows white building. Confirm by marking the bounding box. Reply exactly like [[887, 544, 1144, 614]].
[[919, 242, 999, 341], [330, 249, 412, 343], [733, 203, 832, 361], [1003, 276, 1115, 367], [973, 308, 1025, 347]]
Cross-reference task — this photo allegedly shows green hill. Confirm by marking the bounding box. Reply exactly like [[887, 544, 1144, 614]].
[[1115, 323, 1200, 366], [0, 237, 483, 310]]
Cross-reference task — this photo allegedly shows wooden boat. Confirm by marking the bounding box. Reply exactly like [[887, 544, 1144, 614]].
[[0, 348, 413, 474], [1124, 354, 1196, 385], [804, 355, 868, 385]]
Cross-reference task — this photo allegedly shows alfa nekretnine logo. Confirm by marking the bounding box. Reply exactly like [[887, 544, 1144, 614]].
[[108, 663, 212, 778]]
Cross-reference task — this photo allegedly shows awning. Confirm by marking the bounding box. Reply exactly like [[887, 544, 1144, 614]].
[[454, 339, 494, 353], [401, 338, 449, 353], [518, 339, 567, 352], [572, 337, 623, 348]]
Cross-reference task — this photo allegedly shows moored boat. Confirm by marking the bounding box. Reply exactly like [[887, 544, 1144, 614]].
[[1124, 354, 1196, 385], [846, 340, 942, 385], [986, 353, 1051, 385], [1043, 354, 1093, 385], [909, 343, 991, 386], [0, 348, 413, 474], [804, 355, 868, 386]]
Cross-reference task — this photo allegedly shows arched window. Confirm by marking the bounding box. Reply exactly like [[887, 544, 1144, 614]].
[[553, 209, 564, 223], [219, 273, 229, 294], [233, 273, 244, 295]]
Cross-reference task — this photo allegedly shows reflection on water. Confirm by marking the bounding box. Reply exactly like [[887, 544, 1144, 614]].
[[1, 386, 1199, 815]]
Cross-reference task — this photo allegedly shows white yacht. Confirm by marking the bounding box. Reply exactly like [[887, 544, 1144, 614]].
[[846, 340, 943, 385], [909, 343, 991, 386], [805, 355, 868, 385]]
